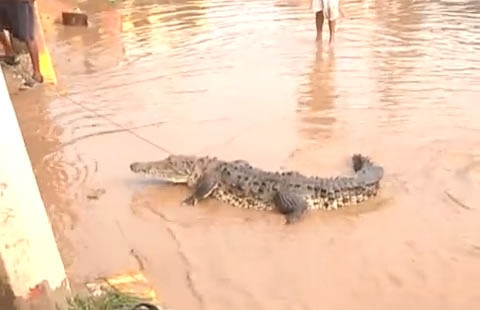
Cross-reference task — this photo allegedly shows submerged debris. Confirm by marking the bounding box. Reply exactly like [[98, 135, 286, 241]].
[[86, 188, 106, 200], [445, 190, 473, 210], [62, 9, 88, 27]]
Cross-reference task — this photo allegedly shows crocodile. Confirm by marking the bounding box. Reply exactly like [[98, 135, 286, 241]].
[[129, 154, 384, 224]]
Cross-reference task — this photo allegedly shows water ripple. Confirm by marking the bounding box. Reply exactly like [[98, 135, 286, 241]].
[[44, 0, 480, 202], [35, 0, 480, 308]]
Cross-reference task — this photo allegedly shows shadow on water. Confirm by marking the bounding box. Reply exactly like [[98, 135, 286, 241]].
[[10, 0, 480, 309]]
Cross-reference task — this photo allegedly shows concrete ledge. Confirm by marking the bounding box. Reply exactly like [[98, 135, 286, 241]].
[[0, 69, 70, 308]]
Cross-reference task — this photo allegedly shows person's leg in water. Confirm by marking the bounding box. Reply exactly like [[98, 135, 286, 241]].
[[328, 19, 336, 44], [315, 11, 324, 41], [0, 30, 12, 54], [326, 1, 340, 45], [22, 1, 43, 83], [25, 37, 42, 83], [312, 0, 324, 41]]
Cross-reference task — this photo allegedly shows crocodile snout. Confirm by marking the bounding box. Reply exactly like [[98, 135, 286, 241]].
[[130, 162, 146, 173]]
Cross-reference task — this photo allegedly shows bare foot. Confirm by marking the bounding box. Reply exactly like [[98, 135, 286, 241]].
[[32, 72, 44, 83], [20, 72, 44, 90]]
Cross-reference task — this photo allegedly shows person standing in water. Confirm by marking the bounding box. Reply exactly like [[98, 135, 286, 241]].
[[0, 0, 43, 87], [312, 0, 340, 44]]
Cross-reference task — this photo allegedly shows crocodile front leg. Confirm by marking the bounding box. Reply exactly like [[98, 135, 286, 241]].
[[273, 191, 308, 224], [181, 172, 218, 206]]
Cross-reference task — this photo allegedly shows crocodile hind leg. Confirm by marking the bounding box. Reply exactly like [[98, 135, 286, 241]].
[[181, 172, 218, 206], [274, 191, 308, 224]]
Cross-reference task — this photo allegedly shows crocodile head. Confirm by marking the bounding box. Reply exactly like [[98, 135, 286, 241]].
[[129, 155, 198, 183]]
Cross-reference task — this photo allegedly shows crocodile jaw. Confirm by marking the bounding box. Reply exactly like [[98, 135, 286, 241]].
[[129, 157, 195, 183]]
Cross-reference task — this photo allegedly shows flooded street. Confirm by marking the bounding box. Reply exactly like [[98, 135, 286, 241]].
[[10, 0, 480, 309]]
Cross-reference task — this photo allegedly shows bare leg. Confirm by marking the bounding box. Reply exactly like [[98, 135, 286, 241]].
[[328, 19, 336, 44], [25, 39, 43, 82], [0, 30, 19, 65], [315, 11, 324, 41], [0, 30, 14, 55]]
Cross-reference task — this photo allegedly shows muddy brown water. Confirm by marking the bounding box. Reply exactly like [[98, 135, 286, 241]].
[[9, 0, 480, 309]]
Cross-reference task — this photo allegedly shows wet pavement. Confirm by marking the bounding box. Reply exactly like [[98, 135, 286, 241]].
[[9, 0, 480, 309]]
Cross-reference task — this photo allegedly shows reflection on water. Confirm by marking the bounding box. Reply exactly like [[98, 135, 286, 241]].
[[298, 46, 337, 143], [19, 0, 480, 308]]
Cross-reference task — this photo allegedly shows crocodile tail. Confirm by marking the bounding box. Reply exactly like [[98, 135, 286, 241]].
[[351, 154, 384, 185], [352, 154, 374, 172]]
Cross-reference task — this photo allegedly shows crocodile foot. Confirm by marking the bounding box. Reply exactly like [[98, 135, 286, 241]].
[[274, 191, 308, 225], [181, 195, 197, 206]]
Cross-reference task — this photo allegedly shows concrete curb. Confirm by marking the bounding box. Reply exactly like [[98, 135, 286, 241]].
[[0, 70, 70, 309]]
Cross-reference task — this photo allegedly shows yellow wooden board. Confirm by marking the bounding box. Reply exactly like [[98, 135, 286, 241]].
[[33, 2, 57, 85], [85, 270, 161, 304]]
